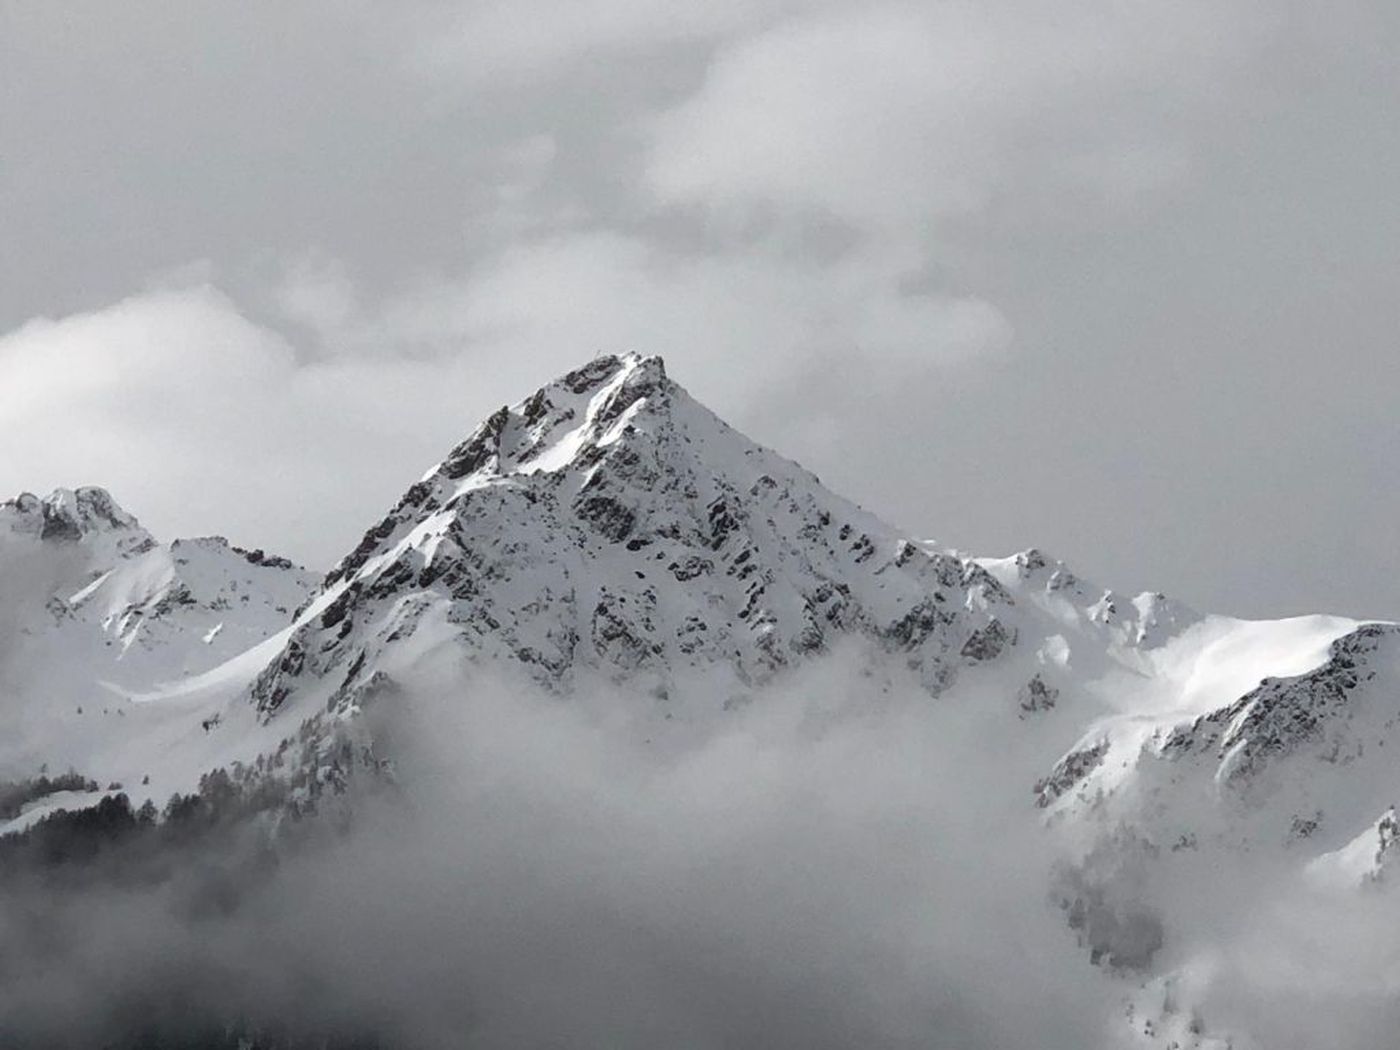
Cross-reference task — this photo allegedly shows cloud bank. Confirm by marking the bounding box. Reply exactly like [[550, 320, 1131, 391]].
[[0, 653, 1118, 1048]]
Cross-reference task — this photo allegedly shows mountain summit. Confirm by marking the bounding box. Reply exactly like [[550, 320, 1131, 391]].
[[251, 351, 1023, 717]]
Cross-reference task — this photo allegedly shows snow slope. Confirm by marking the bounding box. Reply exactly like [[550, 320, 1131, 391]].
[[0, 487, 316, 804]]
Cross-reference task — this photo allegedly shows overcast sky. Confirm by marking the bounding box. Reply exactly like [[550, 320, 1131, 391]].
[[1, 0, 1396, 620]]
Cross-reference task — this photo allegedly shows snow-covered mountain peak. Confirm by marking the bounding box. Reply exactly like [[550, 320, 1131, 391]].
[[437, 351, 669, 481], [323, 352, 675, 590], [256, 351, 1017, 717], [1, 486, 153, 565]]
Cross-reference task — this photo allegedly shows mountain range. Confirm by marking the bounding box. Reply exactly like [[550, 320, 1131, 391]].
[[3, 352, 1395, 1048]]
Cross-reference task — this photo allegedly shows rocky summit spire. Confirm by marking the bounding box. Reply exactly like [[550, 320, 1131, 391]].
[[324, 352, 673, 590], [436, 351, 670, 484]]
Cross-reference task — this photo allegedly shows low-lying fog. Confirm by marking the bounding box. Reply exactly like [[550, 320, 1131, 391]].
[[1, 646, 1397, 1048]]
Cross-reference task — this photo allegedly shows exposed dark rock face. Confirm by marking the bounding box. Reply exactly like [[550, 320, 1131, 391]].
[[1036, 738, 1110, 808], [961, 618, 1016, 662], [2, 485, 153, 556], [1159, 624, 1400, 786], [1018, 673, 1059, 714]]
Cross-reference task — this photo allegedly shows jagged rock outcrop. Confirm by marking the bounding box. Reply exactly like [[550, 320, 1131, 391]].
[[2, 486, 155, 567]]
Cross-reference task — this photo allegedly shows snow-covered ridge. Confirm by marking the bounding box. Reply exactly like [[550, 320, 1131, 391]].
[[68, 532, 317, 674], [980, 547, 1201, 653], [1042, 619, 1400, 852], [2, 486, 317, 679]]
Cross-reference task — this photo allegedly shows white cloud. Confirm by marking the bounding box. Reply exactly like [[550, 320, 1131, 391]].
[[10, 0, 1387, 621], [493, 132, 559, 204], [273, 252, 359, 347], [367, 231, 1012, 408], [414, 0, 822, 81], [645, 1, 1251, 232], [0, 286, 467, 566]]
